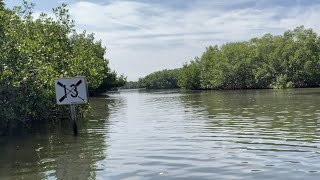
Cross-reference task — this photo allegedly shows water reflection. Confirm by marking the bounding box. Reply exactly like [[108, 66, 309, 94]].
[[0, 97, 117, 180], [1, 89, 320, 179], [179, 89, 320, 178], [179, 89, 320, 139]]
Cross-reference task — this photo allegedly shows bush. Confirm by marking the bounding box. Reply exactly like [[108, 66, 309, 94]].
[[0, 1, 124, 129]]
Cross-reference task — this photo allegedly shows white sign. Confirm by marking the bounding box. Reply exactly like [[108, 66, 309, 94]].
[[55, 77, 88, 105]]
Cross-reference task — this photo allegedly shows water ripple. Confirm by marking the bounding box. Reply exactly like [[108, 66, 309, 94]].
[[1, 89, 320, 179]]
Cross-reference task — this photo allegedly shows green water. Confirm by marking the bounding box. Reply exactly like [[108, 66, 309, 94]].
[[1, 89, 320, 179]]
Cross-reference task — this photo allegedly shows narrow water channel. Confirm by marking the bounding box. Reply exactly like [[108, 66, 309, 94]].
[[1, 89, 320, 179]]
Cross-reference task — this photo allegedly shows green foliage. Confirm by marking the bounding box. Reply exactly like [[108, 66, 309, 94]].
[[177, 26, 320, 90], [92, 71, 126, 95], [178, 57, 201, 89], [139, 69, 180, 89], [0, 2, 124, 129], [271, 75, 294, 89], [141, 26, 320, 90], [121, 81, 141, 89]]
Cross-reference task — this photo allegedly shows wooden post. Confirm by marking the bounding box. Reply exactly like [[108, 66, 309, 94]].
[[70, 104, 78, 135]]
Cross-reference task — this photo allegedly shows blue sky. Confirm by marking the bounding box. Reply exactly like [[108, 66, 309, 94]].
[[5, 0, 320, 80]]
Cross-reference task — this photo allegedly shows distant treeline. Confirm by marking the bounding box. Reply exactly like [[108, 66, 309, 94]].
[[129, 26, 320, 90], [121, 81, 141, 89], [121, 69, 179, 89], [0, 1, 125, 130]]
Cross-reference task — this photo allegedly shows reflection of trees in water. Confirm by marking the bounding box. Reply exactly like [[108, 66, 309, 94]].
[[179, 89, 320, 140], [0, 97, 122, 179]]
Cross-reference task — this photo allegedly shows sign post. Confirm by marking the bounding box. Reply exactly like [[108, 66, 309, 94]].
[[55, 77, 88, 135], [70, 104, 78, 135]]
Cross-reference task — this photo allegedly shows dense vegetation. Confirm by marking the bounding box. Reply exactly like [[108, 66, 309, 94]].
[[121, 81, 141, 89], [138, 69, 179, 89], [0, 1, 125, 130], [138, 26, 320, 90]]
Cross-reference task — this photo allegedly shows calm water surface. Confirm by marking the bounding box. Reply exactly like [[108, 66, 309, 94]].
[[1, 89, 320, 179]]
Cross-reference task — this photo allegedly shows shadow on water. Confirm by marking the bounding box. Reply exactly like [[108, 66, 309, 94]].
[[0, 97, 118, 180], [179, 88, 320, 137]]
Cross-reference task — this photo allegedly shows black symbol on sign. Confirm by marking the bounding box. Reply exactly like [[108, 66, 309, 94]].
[[57, 80, 84, 102]]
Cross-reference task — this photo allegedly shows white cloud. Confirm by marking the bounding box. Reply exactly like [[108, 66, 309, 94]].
[[60, 1, 320, 80]]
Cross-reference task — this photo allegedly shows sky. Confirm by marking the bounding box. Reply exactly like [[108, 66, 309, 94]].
[[5, 0, 320, 80]]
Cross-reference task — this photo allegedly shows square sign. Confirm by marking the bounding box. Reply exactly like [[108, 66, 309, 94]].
[[55, 77, 88, 105]]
